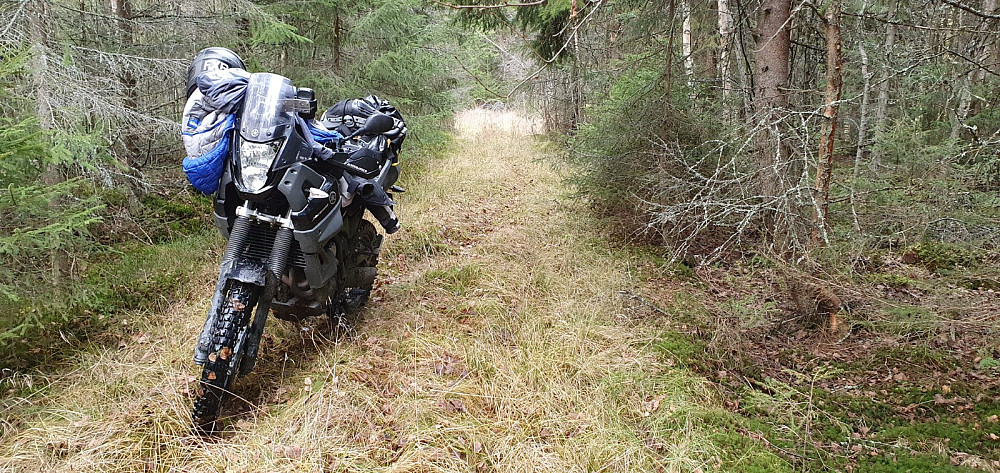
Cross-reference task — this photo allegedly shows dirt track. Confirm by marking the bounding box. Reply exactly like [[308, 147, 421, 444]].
[[0, 110, 745, 472]]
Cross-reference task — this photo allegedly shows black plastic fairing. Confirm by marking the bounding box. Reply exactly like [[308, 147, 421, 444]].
[[271, 123, 312, 171], [274, 163, 341, 230], [327, 151, 380, 179]]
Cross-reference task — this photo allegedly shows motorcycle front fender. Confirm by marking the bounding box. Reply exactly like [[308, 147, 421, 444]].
[[193, 257, 269, 364]]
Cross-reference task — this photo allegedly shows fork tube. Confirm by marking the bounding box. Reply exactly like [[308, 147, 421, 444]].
[[223, 216, 251, 263], [268, 227, 293, 279]]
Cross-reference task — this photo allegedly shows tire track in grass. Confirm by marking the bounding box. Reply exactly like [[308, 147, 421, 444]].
[[0, 109, 791, 472]]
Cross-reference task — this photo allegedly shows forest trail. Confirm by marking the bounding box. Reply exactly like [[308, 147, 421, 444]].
[[0, 110, 775, 472]]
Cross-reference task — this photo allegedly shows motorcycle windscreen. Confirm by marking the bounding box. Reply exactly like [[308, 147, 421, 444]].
[[239, 73, 296, 143]]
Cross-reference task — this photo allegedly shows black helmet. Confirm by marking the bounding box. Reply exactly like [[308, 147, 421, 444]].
[[321, 98, 378, 133], [185, 47, 245, 97]]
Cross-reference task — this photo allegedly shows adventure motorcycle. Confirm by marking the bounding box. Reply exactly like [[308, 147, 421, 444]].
[[189, 72, 401, 432]]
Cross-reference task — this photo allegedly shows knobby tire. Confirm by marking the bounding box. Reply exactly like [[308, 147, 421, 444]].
[[192, 280, 259, 433]]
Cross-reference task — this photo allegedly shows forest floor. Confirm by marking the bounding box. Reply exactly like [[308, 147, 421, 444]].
[[0, 109, 997, 472]]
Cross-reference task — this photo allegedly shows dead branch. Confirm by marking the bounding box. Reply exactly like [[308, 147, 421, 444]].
[[941, 0, 1000, 19], [431, 0, 544, 9]]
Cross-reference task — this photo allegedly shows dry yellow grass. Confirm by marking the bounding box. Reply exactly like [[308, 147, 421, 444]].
[[0, 109, 733, 472]]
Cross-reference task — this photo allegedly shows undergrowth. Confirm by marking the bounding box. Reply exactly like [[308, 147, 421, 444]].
[[0, 224, 220, 370]]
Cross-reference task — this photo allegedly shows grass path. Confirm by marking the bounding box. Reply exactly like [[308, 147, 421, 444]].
[[0, 110, 787, 472]]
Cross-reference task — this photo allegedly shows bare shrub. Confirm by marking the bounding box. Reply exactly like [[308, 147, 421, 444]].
[[639, 111, 822, 266]]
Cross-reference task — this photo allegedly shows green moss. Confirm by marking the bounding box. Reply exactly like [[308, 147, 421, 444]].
[[653, 331, 704, 368], [866, 272, 918, 289], [696, 411, 796, 472], [874, 305, 939, 336], [905, 241, 978, 273], [878, 422, 988, 454], [855, 452, 981, 472], [136, 194, 211, 242], [870, 345, 957, 371]]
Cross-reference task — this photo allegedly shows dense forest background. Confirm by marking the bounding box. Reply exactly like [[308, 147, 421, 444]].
[[4, 0, 1000, 469], [0, 0, 487, 354]]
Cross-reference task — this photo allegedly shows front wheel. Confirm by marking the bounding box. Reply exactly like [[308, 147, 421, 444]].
[[192, 280, 260, 433]]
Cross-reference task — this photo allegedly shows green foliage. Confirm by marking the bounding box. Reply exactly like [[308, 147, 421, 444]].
[[279, 0, 464, 116], [0, 49, 29, 100], [0, 231, 219, 368], [872, 118, 959, 175], [250, 17, 312, 46], [570, 61, 718, 215], [449, 0, 573, 61], [135, 194, 210, 242], [0, 118, 48, 181], [978, 356, 1000, 370], [0, 115, 211, 367], [0, 118, 105, 303]]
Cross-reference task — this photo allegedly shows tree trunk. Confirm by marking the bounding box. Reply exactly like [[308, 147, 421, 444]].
[[682, 0, 694, 94], [951, 0, 996, 142], [872, 0, 897, 167], [984, 0, 999, 75], [952, 72, 974, 141], [754, 0, 792, 197], [27, 2, 66, 285], [718, 0, 733, 116], [111, 0, 140, 167], [950, 6, 973, 141], [852, 41, 871, 233], [665, 0, 677, 105], [814, 0, 842, 245], [333, 8, 342, 72], [570, 0, 584, 127]]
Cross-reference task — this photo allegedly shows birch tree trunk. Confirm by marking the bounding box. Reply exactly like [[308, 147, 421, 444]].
[[951, 0, 997, 141], [718, 0, 733, 116], [682, 0, 694, 94]]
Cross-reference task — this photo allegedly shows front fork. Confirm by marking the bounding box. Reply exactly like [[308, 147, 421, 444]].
[[194, 203, 294, 377], [239, 213, 293, 375]]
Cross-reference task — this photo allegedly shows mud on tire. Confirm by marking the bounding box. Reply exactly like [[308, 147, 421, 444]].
[[192, 281, 260, 433]]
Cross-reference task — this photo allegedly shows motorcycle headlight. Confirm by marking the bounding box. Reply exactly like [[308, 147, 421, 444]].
[[239, 139, 283, 192]]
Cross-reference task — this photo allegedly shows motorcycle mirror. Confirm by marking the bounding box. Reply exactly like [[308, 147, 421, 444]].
[[295, 88, 317, 120], [347, 113, 395, 139]]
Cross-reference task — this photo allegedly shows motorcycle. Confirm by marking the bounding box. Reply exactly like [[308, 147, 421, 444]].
[[190, 72, 400, 432]]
